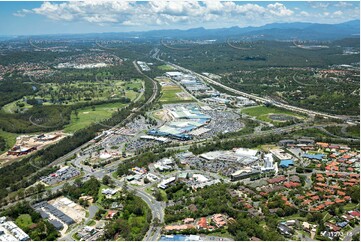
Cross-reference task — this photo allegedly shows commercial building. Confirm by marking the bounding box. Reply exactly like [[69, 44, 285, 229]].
[[154, 158, 175, 171], [148, 105, 211, 140], [158, 177, 176, 189]]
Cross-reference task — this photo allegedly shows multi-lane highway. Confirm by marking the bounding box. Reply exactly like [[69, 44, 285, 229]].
[[153, 55, 355, 122]]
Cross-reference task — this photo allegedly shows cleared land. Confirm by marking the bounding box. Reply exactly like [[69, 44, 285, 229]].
[[242, 105, 304, 123], [160, 85, 193, 104]]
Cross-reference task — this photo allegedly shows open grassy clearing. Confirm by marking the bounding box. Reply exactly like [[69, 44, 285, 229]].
[[241, 105, 305, 123], [2, 100, 33, 114], [160, 85, 193, 104], [157, 64, 175, 71], [64, 102, 127, 133], [0, 130, 17, 152]]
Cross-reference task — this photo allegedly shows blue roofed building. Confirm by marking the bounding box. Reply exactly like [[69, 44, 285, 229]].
[[280, 159, 294, 168], [302, 153, 325, 160]]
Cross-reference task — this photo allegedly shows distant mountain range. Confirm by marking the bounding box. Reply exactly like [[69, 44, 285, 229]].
[[8, 19, 361, 41], [133, 20, 360, 41]]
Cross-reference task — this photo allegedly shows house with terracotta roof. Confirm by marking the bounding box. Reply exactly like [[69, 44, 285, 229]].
[[335, 198, 346, 204], [302, 199, 312, 206], [325, 222, 341, 232], [316, 142, 329, 148], [267, 176, 286, 184], [284, 181, 301, 188], [337, 190, 346, 196], [324, 201, 335, 206], [183, 218, 195, 224], [316, 182, 327, 187], [350, 173, 360, 178], [105, 210, 118, 220], [212, 214, 227, 228], [197, 217, 208, 229]]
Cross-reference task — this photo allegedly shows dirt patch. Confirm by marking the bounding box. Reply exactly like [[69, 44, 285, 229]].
[[0, 131, 68, 167]]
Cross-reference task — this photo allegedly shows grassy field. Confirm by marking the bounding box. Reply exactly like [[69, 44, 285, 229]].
[[343, 203, 359, 211], [157, 64, 175, 71], [160, 85, 193, 103], [0, 130, 17, 152], [242, 105, 304, 122], [64, 102, 126, 133], [15, 214, 33, 228], [291, 128, 332, 138], [2, 100, 33, 114], [3, 79, 142, 113], [346, 125, 360, 138]]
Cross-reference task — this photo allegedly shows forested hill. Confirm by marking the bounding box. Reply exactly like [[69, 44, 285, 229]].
[[8, 20, 360, 41]]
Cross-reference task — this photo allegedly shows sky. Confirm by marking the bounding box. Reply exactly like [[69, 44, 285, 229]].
[[0, 0, 359, 36]]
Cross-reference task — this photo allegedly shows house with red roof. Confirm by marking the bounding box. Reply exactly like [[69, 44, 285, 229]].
[[349, 211, 360, 219]]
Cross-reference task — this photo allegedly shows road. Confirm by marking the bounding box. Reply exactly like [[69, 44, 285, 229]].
[[153, 55, 356, 122], [111, 178, 165, 241], [60, 204, 99, 241], [343, 226, 359, 241], [12, 58, 160, 197]]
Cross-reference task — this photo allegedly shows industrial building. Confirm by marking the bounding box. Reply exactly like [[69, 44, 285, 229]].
[[0, 217, 30, 241], [7, 145, 37, 156]]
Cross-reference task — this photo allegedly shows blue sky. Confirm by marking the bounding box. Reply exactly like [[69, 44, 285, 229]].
[[0, 1, 359, 36]]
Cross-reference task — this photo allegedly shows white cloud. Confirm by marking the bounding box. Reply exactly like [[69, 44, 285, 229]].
[[13, 0, 355, 29], [334, 2, 353, 8], [300, 11, 310, 17], [333, 10, 343, 17], [267, 2, 294, 17], [310, 2, 330, 9]]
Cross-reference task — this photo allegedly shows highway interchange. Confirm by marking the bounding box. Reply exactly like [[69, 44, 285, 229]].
[[3, 55, 359, 241]]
